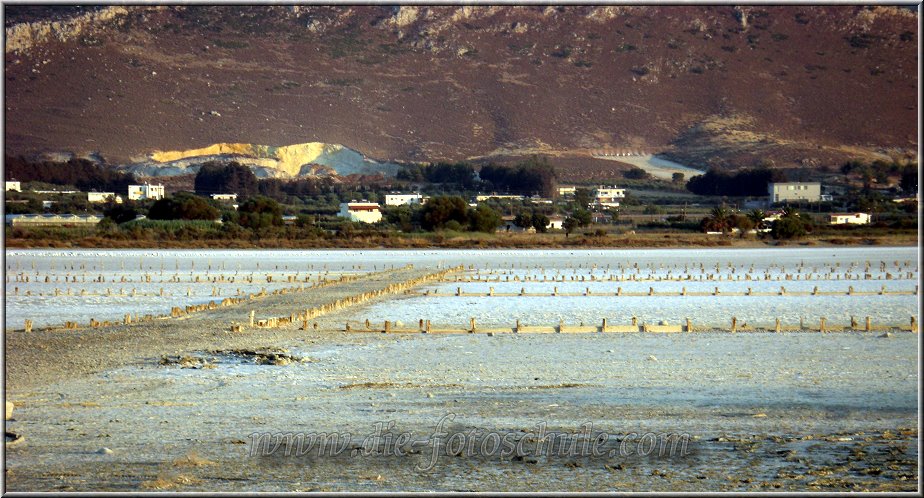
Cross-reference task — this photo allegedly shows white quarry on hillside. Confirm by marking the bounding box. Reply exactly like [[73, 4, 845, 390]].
[[122, 142, 401, 178]]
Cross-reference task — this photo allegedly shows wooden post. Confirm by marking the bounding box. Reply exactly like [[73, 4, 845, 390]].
[[848, 286, 853, 295], [419, 319, 424, 331], [456, 287, 461, 296], [384, 320, 391, 333], [774, 318, 781, 333], [553, 286, 558, 296], [470, 317, 476, 332], [681, 287, 687, 296], [649, 287, 654, 296], [124, 313, 132, 325], [911, 316, 918, 333], [489, 287, 494, 296], [850, 316, 858, 330], [601, 318, 607, 332], [631, 316, 637, 327], [426, 320, 431, 333], [515, 319, 520, 332], [346, 322, 351, 331], [820, 317, 826, 333], [685, 318, 692, 333], [24, 320, 32, 333], [714, 286, 719, 296], [865, 316, 871, 332], [249, 310, 255, 327], [731, 317, 737, 333]]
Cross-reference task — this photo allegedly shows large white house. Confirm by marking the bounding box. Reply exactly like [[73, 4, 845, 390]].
[[594, 186, 626, 207], [5, 181, 21, 192], [768, 182, 822, 203], [128, 184, 165, 201], [88, 192, 123, 203], [338, 202, 382, 224], [384, 193, 423, 206], [829, 212, 871, 225], [210, 193, 238, 201]]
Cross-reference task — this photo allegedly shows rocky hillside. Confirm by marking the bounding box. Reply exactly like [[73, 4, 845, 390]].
[[3, 5, 918, 177]]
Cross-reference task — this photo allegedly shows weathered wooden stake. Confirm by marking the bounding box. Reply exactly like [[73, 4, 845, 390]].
[[819, 317, 826, 333], [865, 316, 871, 332], [731, 317, 737, 333], [24, 320, 32, 333], [249, 310, 255, 327], [685, 318, 692, 332], [775, 318, 781, 333]]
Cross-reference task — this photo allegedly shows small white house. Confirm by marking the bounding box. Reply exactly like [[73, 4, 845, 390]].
[[5, 181, 21, 192], [557, 186, 577, 197], [128, 184, 165, 201], [88, 192, 122, 204], [338, 202, 382, 224], [211, 193, 238, 201], [547, 216, 565, 230], [384, 193, 423, 206], [830, 212, 871, 225]]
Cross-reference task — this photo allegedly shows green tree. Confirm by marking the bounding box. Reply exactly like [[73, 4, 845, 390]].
[[672, 172, 685, 184], [700, 204, 734, 232], [572, 208, 592, 227], [770, 207, 811, 239], [468, 204, 502, 233], [147, 193, 219, 221], [531, 212, 550, 233], [103, 200, 139, 224], [574, 188, 593, 210], [420, 195, 469, 231], [562, 217, 580, 238], [194, 161, 258, 196], [514, 211, 533, 229], [237, 195, 283, 230]]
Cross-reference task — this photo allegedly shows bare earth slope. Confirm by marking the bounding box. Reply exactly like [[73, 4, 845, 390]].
[[3, 5, 918, 172]]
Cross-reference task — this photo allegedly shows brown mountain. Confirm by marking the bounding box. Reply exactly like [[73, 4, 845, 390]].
[[3, 5, 918, 176]]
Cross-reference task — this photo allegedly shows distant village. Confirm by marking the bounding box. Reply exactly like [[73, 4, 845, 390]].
[[4, 174, 916, 238]]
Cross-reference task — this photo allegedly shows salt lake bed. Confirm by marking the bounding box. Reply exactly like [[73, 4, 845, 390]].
[[3, 247, 920, 491]]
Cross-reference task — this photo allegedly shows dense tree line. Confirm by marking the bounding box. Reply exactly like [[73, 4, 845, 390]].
[[4, 155, 137, 192], [194, 161, 259, 196], [147, 192, 220, 221], [397, 162, 478, 189], [686, 168, 787, 196], [479, 157, 557, 197]]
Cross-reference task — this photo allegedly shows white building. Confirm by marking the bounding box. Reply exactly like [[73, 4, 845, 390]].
[[547, 216, 565, 230], [210, 193, 238, 201], [557, 186, 577, 197], [338, 202, 382, 224], [829, 212, 871, 225], [127, 184, 165, 201], [5, 181, 21, 192], [594, 186, 626, 207], [88, 192, 122, 203], [475, 194, 524, 202], [768, 182, 822, 203], [384, 193, 423, 206]]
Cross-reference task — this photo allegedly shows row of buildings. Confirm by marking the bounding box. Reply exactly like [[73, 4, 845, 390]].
[[6, 181, 167, 203]]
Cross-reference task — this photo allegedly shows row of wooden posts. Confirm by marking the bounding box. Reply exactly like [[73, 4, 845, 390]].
[[343, 315, 919, 335], [436, 272, 917, 283], [243, 266, 466, 331], [420, 285, 918, 297], [17, 272, 368, 332], [7, 272, 345, 285]]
